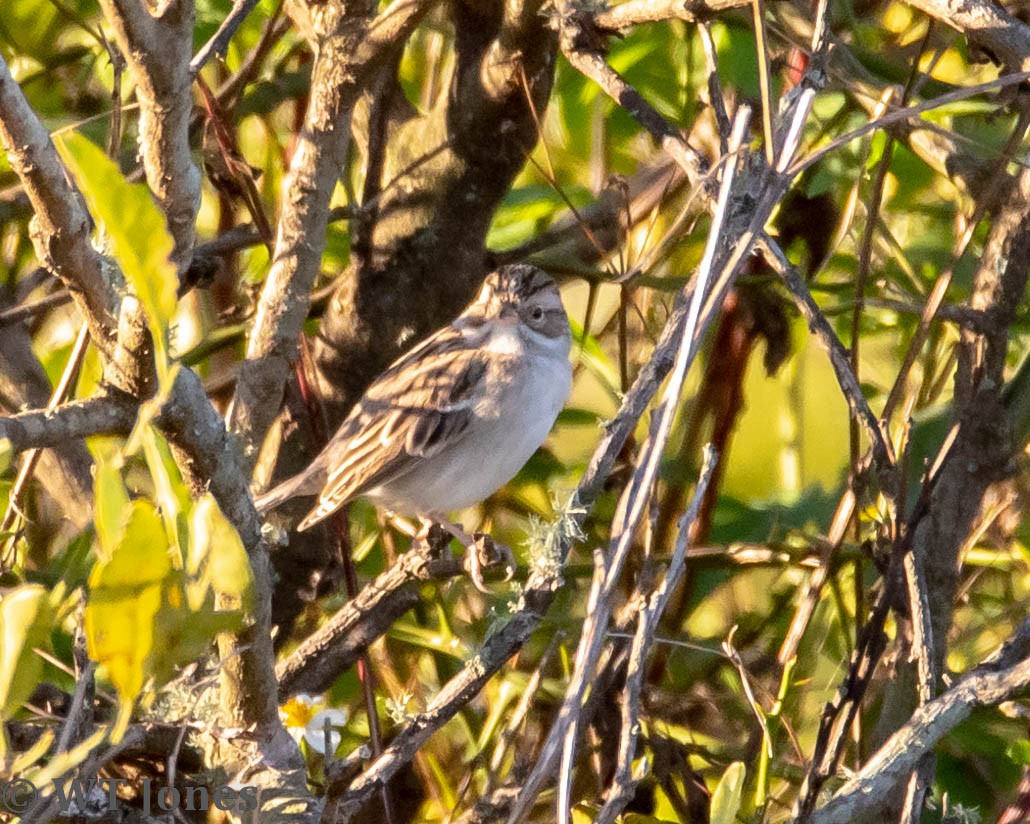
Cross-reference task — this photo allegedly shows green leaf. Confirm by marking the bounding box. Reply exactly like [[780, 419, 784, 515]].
[[93, 457, 130, 561], [0, 586, 53, 725], [140, 426, 191, 551], [55, 132, 178, 384], [1007, 739, 1030, 766], [710, 761, 746, 824], [187, 494, 253, 615]]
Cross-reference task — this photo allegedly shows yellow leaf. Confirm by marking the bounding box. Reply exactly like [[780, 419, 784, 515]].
[[85, 500, 172, 709]]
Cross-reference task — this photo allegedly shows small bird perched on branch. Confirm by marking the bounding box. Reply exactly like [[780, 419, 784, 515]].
[[255, 263, 572, 589]]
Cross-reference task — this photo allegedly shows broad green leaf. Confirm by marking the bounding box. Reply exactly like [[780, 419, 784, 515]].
[[710, 761, 746, 824], [56, 132, 178, 385], [140, 426, 191, 552], [187, 494, 253, 614], [85, 499, 172, 726], [0, 586, 53, 724], [93, 457, 129, 561]]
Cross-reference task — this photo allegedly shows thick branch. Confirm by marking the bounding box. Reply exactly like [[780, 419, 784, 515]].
[[0, 58, 118, 358], [0, 43, 299, 787]]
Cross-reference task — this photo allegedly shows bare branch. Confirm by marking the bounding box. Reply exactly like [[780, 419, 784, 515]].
[[593, 0, 749, 30], [0, 57, 119, 357], [190, 0, 263, 75], [227, 0, 432, 468], [276, 542, 462, 699], [596, 447, 717, 824], [809, 620, 1030, 824], [903, 0, 1030, 72], [97, 0, 201, 269]]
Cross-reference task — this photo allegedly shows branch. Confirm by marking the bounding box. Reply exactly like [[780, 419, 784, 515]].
[[0, 58, 118, 358], [595, 448, 717, 824], [227, 0, 432, 468], [190, 0, 263, 75], [0, 396, 136, 454], [97, 0, 201, 270], [593, 0, 749, 30], [276, 542, 462, 699], [556, 1, 893, 473], [809, 619, 1030, 824], [0, 326, 95, 531], [0, 48, 305, 799], [903, 0, 1030, 72]]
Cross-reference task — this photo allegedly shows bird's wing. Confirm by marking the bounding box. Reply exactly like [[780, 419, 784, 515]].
[[297, 327, 491, 530]]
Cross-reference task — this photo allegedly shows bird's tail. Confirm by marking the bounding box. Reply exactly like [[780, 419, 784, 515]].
[[253, 467, 322, 515]]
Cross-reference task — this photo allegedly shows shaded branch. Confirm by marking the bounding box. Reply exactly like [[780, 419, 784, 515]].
[[809, 619, 1030, 824], [903, 0, 1030, 72], [0, 396, 136, 454], [276, 542, 462, 699], [227, 0, 432, 468]]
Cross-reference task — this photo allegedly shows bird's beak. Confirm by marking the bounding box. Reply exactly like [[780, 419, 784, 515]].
[[499, 305, 518, 325]]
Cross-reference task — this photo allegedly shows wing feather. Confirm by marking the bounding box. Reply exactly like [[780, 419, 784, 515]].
[[297, 327, 491, 531]]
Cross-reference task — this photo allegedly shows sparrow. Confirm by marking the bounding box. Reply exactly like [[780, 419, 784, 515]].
[[255, 264, 573, 588]]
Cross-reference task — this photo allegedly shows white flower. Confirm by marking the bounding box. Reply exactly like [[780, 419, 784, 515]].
[[279, 694, 349, 754], [303, 708, 349, 755]]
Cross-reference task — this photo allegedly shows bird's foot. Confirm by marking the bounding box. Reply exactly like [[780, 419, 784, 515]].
[[418, 517, 515, 593], [462, 532, 516, 593]]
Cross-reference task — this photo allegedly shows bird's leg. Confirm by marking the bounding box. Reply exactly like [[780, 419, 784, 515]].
[[385, 512, 420, 538], [428, 516, 515, 593]]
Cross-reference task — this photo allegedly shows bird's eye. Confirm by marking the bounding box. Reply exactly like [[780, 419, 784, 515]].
[[530, 306, 544, 322]]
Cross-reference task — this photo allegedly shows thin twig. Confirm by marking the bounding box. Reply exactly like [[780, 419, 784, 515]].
[[595, 446, 717, 824], [190, 0, 264, 75]]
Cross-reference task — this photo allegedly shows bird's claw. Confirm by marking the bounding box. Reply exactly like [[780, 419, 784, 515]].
[[463, 532, 516, 594]]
